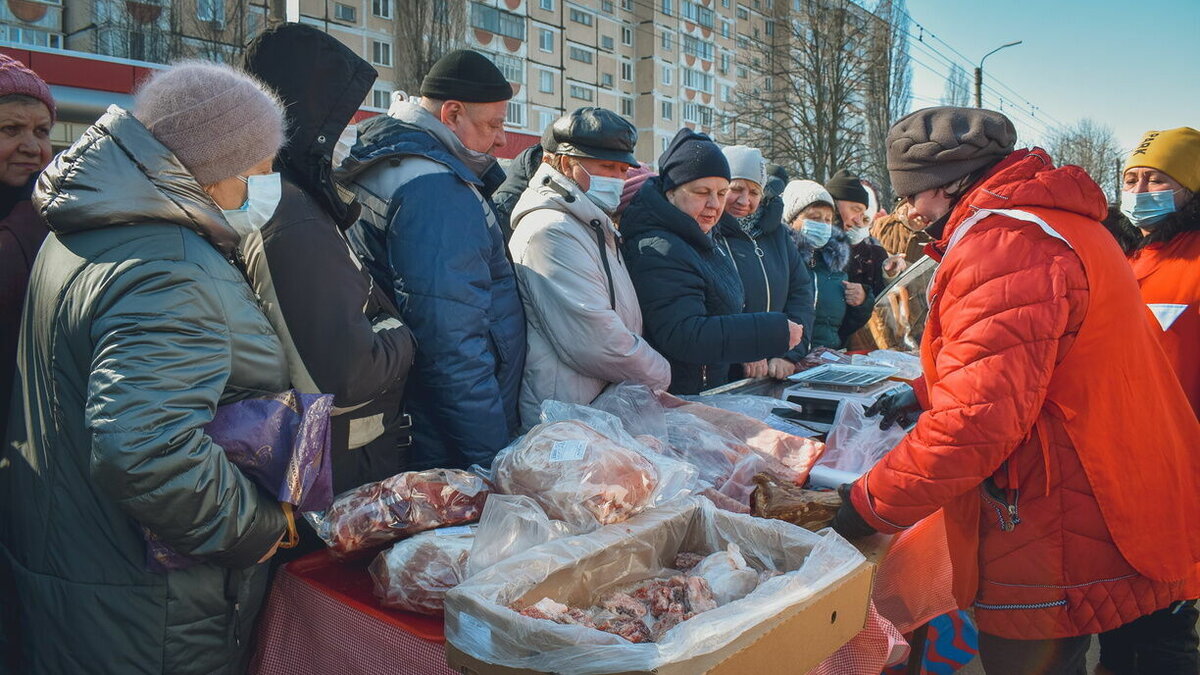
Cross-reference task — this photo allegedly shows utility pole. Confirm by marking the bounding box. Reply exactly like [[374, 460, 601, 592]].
[[975, 40, 1022, 108]]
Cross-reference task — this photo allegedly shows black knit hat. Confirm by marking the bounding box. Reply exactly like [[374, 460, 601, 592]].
[[658, 128, 730, 192], [420, 49, 513, 103], [825, 169, 870, 206]]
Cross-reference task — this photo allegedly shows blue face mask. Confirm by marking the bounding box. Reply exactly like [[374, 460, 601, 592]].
[[802, 220, 833, 248], [1120, 189, 1177, 228]]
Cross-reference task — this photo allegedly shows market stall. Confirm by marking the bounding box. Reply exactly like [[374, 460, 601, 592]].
[[249, 353, 972, 675]]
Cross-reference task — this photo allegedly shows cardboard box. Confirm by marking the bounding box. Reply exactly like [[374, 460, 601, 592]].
[[444, 559, 873, 674], [443, 500, 873, 675]]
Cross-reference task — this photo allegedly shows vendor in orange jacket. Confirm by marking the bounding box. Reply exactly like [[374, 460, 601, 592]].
[[830, 107, 1200, 675]]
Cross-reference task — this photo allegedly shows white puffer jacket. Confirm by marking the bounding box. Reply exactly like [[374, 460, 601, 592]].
[[509, 163, 671, 427]]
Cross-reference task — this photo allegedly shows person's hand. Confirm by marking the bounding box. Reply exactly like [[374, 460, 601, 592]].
[[883, 254, 908, 278], [742, 359, 769, 378], [786, 321, 805, 349], [843, 281, 866, 307], [766, 358, 797, 379], [830, 483, 877, 540], [864, 383, 920, 429]]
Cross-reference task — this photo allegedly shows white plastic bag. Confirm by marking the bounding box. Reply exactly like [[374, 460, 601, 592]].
[[469, 494, 573, 576], [591, 383, 669, 441], [818, 401, 907, 474], [690, 543, 759, 605]]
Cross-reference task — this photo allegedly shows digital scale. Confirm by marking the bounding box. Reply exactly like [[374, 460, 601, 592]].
[[780, 364, 908, 434]]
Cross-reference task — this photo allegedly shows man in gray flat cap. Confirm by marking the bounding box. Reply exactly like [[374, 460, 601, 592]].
[[830, 106, 1200, 674], [506, 107, 670, 427]]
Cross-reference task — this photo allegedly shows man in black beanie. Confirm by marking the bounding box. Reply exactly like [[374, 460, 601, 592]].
[[337, 49, 527, 471], [826, 168, 888, 300]]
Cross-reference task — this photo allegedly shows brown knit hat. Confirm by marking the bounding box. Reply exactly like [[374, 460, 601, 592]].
[[132, 61, 285, 186], [886, 106, 1016, 198]]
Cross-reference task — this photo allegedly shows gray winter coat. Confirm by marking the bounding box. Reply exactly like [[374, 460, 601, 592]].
[[508, 164, 670, 427], [0, 107, 289, 674]]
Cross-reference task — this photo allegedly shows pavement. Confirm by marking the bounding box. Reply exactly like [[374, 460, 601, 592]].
[[955, 638, 1099, 674]]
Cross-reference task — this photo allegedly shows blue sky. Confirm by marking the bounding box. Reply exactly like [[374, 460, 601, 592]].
[[903, 0, 1200, 154]]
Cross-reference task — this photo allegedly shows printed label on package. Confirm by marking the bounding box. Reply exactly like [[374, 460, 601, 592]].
[[434, 525, 474, 537], [549, 440, 588, 462]]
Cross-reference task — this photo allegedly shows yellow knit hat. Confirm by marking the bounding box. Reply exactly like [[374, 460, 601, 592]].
[[1125, 127, 1200, 192]]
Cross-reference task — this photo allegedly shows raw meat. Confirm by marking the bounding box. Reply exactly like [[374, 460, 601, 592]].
[[749, 471, 843, 531], [672, 552, 706, 572], [315, 469, 489, 558], [368, 529, 473, 615], [492, 420, 660, 528], [602, 592, 649, 619]]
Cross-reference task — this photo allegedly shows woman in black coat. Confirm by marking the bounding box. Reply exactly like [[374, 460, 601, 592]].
[[717, 145, 815, 379], [621, 129, 803, 394]]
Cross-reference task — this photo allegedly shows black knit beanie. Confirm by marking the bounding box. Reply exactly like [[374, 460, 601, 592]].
[[825, 169, 870, 206], [420, 49, 513, 103], [658, 128, 730, 192]]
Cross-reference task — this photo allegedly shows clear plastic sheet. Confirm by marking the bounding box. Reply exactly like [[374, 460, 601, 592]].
[[444, 498, 864, 674], [368, 526, 475, 615], [818, 401, 907, 474], [850, 350, 922, 381], [468, 494, 574, 576], [590, 383, 669, 441]]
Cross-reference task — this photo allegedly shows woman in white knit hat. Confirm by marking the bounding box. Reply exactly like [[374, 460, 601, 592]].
[[1, 61, 292, 673]]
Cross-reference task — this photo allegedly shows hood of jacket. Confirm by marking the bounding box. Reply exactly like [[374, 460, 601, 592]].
[[620, 175, 715, 252], [510, 163, 617, 239], [793, 226, 851, 272], [338, 104, 506, 197], [242, 23, 377, 230], [495, 143, 544, 203], [718, 193, 785, 241], [941, 148, 1109, 250], [34, 105, 238, 257]]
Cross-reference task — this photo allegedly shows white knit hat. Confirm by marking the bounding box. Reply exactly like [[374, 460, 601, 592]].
[[721, 145, 766, 186], [782, 179, 835, 225]]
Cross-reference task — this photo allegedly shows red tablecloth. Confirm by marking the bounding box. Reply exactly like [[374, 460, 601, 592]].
[[250, 550, 454, 675]]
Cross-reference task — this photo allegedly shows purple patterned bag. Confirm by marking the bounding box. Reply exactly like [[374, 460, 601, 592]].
[[145, 390, 335, 571]]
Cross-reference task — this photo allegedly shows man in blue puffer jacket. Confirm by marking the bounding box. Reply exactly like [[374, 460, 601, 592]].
[[338, 50, 525, 471]]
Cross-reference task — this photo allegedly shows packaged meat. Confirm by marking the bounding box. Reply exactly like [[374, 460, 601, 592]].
[[798, 346, 853, 370], [369, 527, 474, 615], [308, 468, 490, 559], [590, 383, 669, 441], [661, 411, 750, 487], [690, 544, 759, 605], [750, 471, 843, 531]]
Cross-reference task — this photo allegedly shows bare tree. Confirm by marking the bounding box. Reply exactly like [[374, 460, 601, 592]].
[[169, 0, 252, 63], [736, 0, 871, 184], [1047, 118, 1123, 199], [941, 63, 970, 107], [393, 0, 466, 94], [862, 0, 912, 205]]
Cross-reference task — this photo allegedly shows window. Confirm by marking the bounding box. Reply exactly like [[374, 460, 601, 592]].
[[662, 0, 673, 16], [720, 53, 730, 72], [661, 66, 672, 86], [569, 8, 593, 26], [721, 19, 730, 38], [539, 28, 554, 52], [601, 35, 615, 50], [622, 0, 634, 9], [471, 3, 526, 40], [333, 2, 356, 22], [736, 65, 748, 78], [682, 102, 713, 126], [507, 101, 525, 127], [570, 85, 594, 102], [570, 46, 594, 64], [371, 87, 391, 109], [682, 67, 713, 93], [621, 61, 633, 81], [662, 136, 670, 153], [372, 0, 392, 19], [0, 26, 62, 49], [722, 84, 732, 101], [371, 40, 392, 67], [682, 35, 713, 60], [621, 98, 633, 116], [661, 31, 672, 50], [540, 0, 554, 9], [722, 0, 730, 6], [736, 7, 749, 19], [765, 20, 774, 36], [602, 73, 614, 88], [538, 110, 556, 131], [681, 1, 714, 28], [601, 0, 614, 12], [539, 70, 555, 93], [621, 27, 633, 46], [736, 35, 749, 49], [492, 52, 524, 84], [764, 78, 773, 92], [661, 101, 673, 120], [753, 27, 759, 39], [198, 0, 227, 25]]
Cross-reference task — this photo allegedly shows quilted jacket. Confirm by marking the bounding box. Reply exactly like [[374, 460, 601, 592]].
[[849, 149, 1200, 639]]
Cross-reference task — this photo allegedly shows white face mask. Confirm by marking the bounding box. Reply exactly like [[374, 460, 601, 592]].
[[223, 172, 283, 240], [846, 226, 870, 245], [332, 124, 358, 169], [573, 161, 625, 214]]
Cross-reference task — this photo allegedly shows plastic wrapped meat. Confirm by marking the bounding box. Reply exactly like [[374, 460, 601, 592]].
[[750, 471, 843, 531], [690, 544, 759, 605], [369, 528, 474, 615], [310, 469, 490, 558], [492, 420, 660, 528], [662, 411, 751, 487]]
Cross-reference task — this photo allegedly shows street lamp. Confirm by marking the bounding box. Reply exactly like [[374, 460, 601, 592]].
[[974, 41, 1022, 108]]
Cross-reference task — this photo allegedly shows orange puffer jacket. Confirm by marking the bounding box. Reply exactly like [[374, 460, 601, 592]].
[[850, 149, 1200, 640]]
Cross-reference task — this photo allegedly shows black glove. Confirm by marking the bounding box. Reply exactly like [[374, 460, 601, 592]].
[[864, 384, 920, 430], [830, 483, 877, 540]]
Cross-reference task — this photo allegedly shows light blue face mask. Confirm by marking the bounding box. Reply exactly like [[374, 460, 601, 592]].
[[574, 162, 625, 214], [1119, 189, 1177, 228], [802, 220, 833, 248]]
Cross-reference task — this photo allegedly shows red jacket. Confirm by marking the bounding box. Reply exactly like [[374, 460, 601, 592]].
[[1129, 229, 1200, 416], [851, 149, 1200, 639]]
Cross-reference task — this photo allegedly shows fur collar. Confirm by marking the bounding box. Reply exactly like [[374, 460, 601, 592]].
[[792, 227, 851, 271]]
